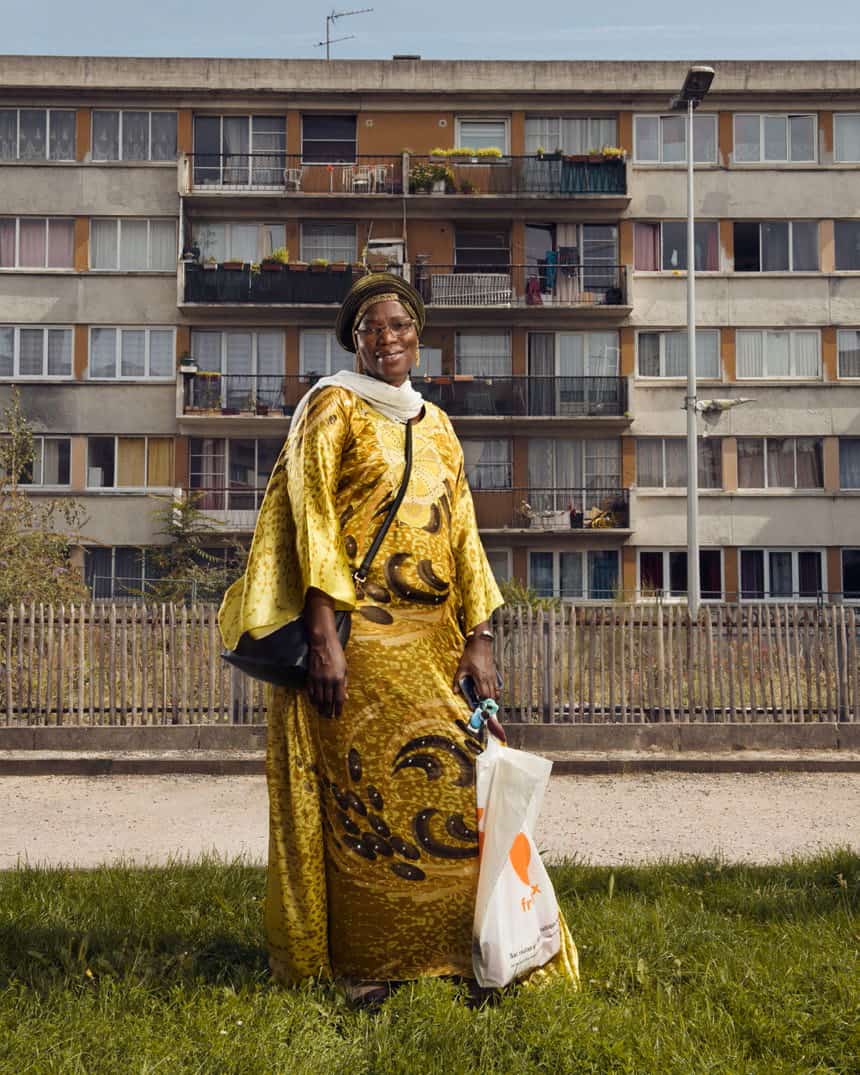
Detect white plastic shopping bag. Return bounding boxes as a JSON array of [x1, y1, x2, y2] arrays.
[[472, 734, 561, 988]]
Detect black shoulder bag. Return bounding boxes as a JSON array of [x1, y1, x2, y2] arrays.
[[221, 421, 413, 687]]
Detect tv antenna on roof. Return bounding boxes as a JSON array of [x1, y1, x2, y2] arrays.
[[315, 8, 374, 60]]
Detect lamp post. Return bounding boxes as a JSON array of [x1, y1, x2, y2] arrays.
[[670, 65, 715, 618]]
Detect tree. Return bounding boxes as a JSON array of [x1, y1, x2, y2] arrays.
[[0, 390, 89, 607]]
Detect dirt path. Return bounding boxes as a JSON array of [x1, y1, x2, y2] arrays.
[[2, 772, 858, 870]]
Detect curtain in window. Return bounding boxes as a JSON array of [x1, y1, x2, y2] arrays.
[[792, 222, 818, 271], [47, 330, 71, 376], [47, 110, 74, 160], [300, 331, 329, 375], [47, 220, 74, 268], [529, 552, 554, 598], [764, 116, 788, 161], [838, 330, 860, 377], [193, 222, 226, 264], [301, 222, 356, 263], [789, 115, 815, 161], [736, 331, 764, 377], [190, 438, 226, 509], [761, 222, 789, 271], [19, 329, 44, 376], [256, 440, 281, 505], [527, 438, 556, 491], [459, 121, 506, 150], [586, 332, 619, 376], [149, 331, 173, 377], [456, 333, 511, 376], [251, 116, 286, 185], [19, 110, 46, 160], [117, 438, 146, 487], [43, 439, 70, 485], [0, 219, 14, 266], [223, 117, 250, 185], [229, 224, 259, 264], [225, 333, 253, 408], [559, 118, 588, 154], [795, 438, 823, 488], [737, 438, 765, 487], [0, 111, 16, 159], [527, 332, 553, 415], [585, 438, 620, 493], [634, 116, 659, 162], [92, 111, 120, 160], [663, 440, 687, 487], [835, 115, 860, 162], [121, 330, 146, 377], [559, 553, 584, 599], [147, 439, 173, 487], [149, 220, 176, 270], [90, 328, 117, 377], [637, 332, 660, 376], [636, 439, 663, 486], [462, 439, 510, 489], [693, 114, 716, 162], [840, 440, 860, 488], [228, 439, 256, 509], [588, 551, 618, 599], [260, 224, 285, 260], [90, 220, 117, 269], [793, 332, 820, 377], [257, 331, 284, 406], [734, 115, 760, 162], [524, 118, 558, 155], [664, 332, 687, 377], [0, 327, 12, 377], [632, 222, 657, 270], [766, 438, 795, 487], [699, 438, 722, 489], [191, 330, 222, 372], [740, 550, 765, 598], [765, 332, 791, 376], [590, 118, 617, 151], [121, 112, 149, 161], [699, 222, 719, 270], [151, 113, 178, 161], [661, 116, 685, 163], [769, 551, 793, 597], [119, 220, 148, 270], [19, 219, 46, 267]]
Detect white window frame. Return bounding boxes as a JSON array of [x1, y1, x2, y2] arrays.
[[634, 221, 721, 272], [191, 221, 286, 264], [461, 438, 513, 490], [736, 436, 825, 490], [837, 329, 860, 378], [0, 217, 75, 270], [735, 329, 822, 380], [298, 329, 352, 376], [483, 548, 512, 585], [90, 110, 178, 162], [834, 113, 860, 163], [299, 221, 357, 263], [527, 548, 620, 601], [87, 327, 176, 380], [732, 113, 817, 164], [454, 117, 510, 155], [636, 329, 721, 379], [89, 218, 176, 271], [739, 548, 826, 602], [188, 436, 281, 511], [0, 325, 73, 379], [524, 116, 618, 156], [637, 548, 724, 601], [14, 435, 72, 488], [732, 220, 819, 272], [455, 332, 512, 377], [636, 437, 723, 490], [85, 435, 174, 491], [0, 108, 76, 161], [633, 113, 718, 164]]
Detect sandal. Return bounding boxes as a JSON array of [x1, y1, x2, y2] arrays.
[[342, 979, 393, 1010]]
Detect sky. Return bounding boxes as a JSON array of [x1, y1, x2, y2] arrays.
[[2, 0, 859, 60]]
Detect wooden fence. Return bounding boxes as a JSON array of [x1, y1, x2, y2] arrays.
[[1, 602, 859, 726]]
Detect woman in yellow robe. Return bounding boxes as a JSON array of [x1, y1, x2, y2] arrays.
[[219, 274, 578, 995]]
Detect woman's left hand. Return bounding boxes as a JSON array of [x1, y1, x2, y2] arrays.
[[452, 635, 499, 703]]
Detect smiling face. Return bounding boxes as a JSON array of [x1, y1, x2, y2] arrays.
[[354, 299, 419, 387]]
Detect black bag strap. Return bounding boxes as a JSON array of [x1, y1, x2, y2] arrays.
[[353, 421, 413, 588]]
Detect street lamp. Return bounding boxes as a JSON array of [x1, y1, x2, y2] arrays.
[[670, 65, 715, 618]]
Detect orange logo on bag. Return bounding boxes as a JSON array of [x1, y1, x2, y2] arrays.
[[509, 832, 541, 911]]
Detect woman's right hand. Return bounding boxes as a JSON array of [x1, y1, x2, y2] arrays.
[[304, 587, 348, 717]]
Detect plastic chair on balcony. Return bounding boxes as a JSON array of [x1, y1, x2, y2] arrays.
[[349, 167, 373, 193], [284, 167, 304, 191]]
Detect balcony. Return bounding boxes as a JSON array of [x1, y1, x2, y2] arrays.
[[473, 487, 630, 532], [408, 154, 627, 198], [180, 373, 628, 421], [182, 262, 354, 306], [186, 487, 265, 532], [180, 153, 404, 196], [414, 264, 628, 310]]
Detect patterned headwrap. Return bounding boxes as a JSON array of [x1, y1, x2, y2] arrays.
[[334, 272, 426, 353]]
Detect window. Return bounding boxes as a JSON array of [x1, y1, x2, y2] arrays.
[[189, 437, 281, 511], [301, 114, 356, 163], [84, 546, 174, 600], [834, 221, 860, 270], [843, 549, 860, 600], [634, 221, 719, 271], [455, 333, 511, 376], [638, 549, 723, 600], [840, 439, 860, 489], [637, 330, 720, 379], [838, 330, 860, 378], [733, 221, 818, 272], [299, 330, 353, 376], [529, 550, 619, 600], [733, 114, 816, 163], [484, 549, 511, 585], [91, 111, 177, 161], [636, 438, 722, 489], [88, 327, 175, 379], [454, 225, 510, 271], [86, 436, 173, 490], [528, 438, 622, 511], [0, 218, 74, 269], [0, 326, 72, 378], [740, 549, 824, 600], [300, 221, 356, 263], [834, 114, 860, 163], [191, 222, 286, 265], [462, 439, 511, 490], [736, 438, 824, 489], [0, 108, 76, 160], [193, 115, 286, 185], [525, 116, 617, 155], [7, 436, 71, 487], [633, 113, 717, 163], [455, 118, 508, 153], [191, 330, 284, 409], [736, 330, 821, 379], [90, 218, 176, 270]]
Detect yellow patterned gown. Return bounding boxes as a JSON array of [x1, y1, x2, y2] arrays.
[[219, 385, 578, 986]]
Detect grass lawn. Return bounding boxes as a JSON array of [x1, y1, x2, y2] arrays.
[[0, 852, 857, 1074]]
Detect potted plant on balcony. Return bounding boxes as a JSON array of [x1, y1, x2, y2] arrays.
[[203, 256, 217, 271], [261, 246, 289, 271], [309, 257, 330, 272], [459, 178, 475, 194], [475, 147, 503, 160], [221, 258, 245, 271]]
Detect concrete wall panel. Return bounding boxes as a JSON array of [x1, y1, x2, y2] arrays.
[[1, 165, 179, 216], [0, 384, 178, 436], [75, 494, 172, 546], [0, 275, 178, 324]]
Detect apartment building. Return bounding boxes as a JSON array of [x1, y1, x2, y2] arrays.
[[1, 57, 858, 602]]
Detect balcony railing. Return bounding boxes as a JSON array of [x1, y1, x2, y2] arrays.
[[414, 375, 627, 417], [408, 154, 627, 196], [182, 374, 628, 419], [413, 264, 627, 308], [184, 153, 404, 194], [472, 487, 630, 531], [183, 262, 354, 305]]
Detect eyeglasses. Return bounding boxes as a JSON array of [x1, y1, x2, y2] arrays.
[[355, 318, 416, 340]]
